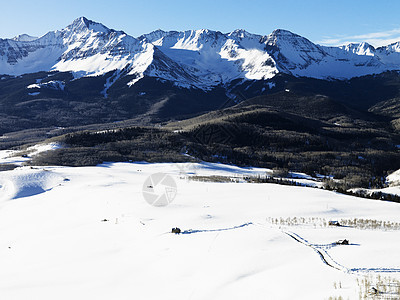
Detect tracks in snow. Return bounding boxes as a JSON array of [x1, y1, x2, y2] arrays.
[[176, 222, 400, 275], [283, 230, 347, 272], [181, 222, 253, 234], [283, 230, 400, 275]]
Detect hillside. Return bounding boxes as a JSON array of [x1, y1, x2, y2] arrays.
[[15, 82, 396, 191]]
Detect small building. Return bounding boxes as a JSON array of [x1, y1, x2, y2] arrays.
[[329, 220, 341, 226], [336, 239, 349, 245], [171, 227, 181, 234]]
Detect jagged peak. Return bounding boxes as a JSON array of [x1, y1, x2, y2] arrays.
[[138, 29, 175, 42], [378, 41, 400, 52], [264, 29, 304, 43], [73, 16, 90, 26], [340, 42, 376, 56], [177, 29, 219, 37], [66, 17, 112, 34], [270, 29, 299, 37], [344, 42, 373, 48], [69, 16, 91, 30], [189, 29, 226, 40], [387, 41, 400, 47], [263, 28, 318, 49], [139, 28, 224, 45], [230, 29, 248, 34], [228, 29, 251, 38], [197, 29, 214, 34], [342, 42, 374, 49], [11, 34, 38, 42], [151, 29, 168, 34]]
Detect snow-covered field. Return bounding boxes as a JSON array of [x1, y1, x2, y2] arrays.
[[1, 151, 400, 299]]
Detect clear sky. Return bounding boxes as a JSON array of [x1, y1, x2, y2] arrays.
[[2, 0, 400, 47]]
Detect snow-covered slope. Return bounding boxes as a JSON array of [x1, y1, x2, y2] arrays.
[[11, 34, 38, 42], [140, 27, 395, 82], [259, 29, 389, 78], [140, 28, 279, 85], [2, 17, 400, 90], [1, 161, 400, 299], [376, 42, 400, 67], [0, 17, 154, 80], [339, 42, 375, 56]]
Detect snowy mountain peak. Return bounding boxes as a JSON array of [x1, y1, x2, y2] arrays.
[[138, 29, 173, 43], [67, 17, 112, 34], [265, 29, 322, 51], [269, 29, 300, 38], [229, 29, 247, 35], [265, 29, 315, 46], [227, 29, 260, 40], [180, 29, 224, 41], [11, 34, 38, 42], [73, 16, 91, 27], [382, 41, 400, 53], [340, 42, 375, 56]]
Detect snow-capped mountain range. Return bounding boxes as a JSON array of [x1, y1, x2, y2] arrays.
[[2, 17, 400, 90]]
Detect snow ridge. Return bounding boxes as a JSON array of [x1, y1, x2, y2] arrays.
[[11, 34, 38, 42], [2, 17, 400, 90]]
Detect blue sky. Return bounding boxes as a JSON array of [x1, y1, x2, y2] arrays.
[[2, 0, 400, 47]]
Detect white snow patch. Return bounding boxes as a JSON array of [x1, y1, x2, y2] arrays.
[[0, 143, 62, 166], [387, 169, 400, 186], [27, 81, 65, 91], [127, 74, 144, 86], [26, 142, 62, 156], [101, 70, 122, 98]]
